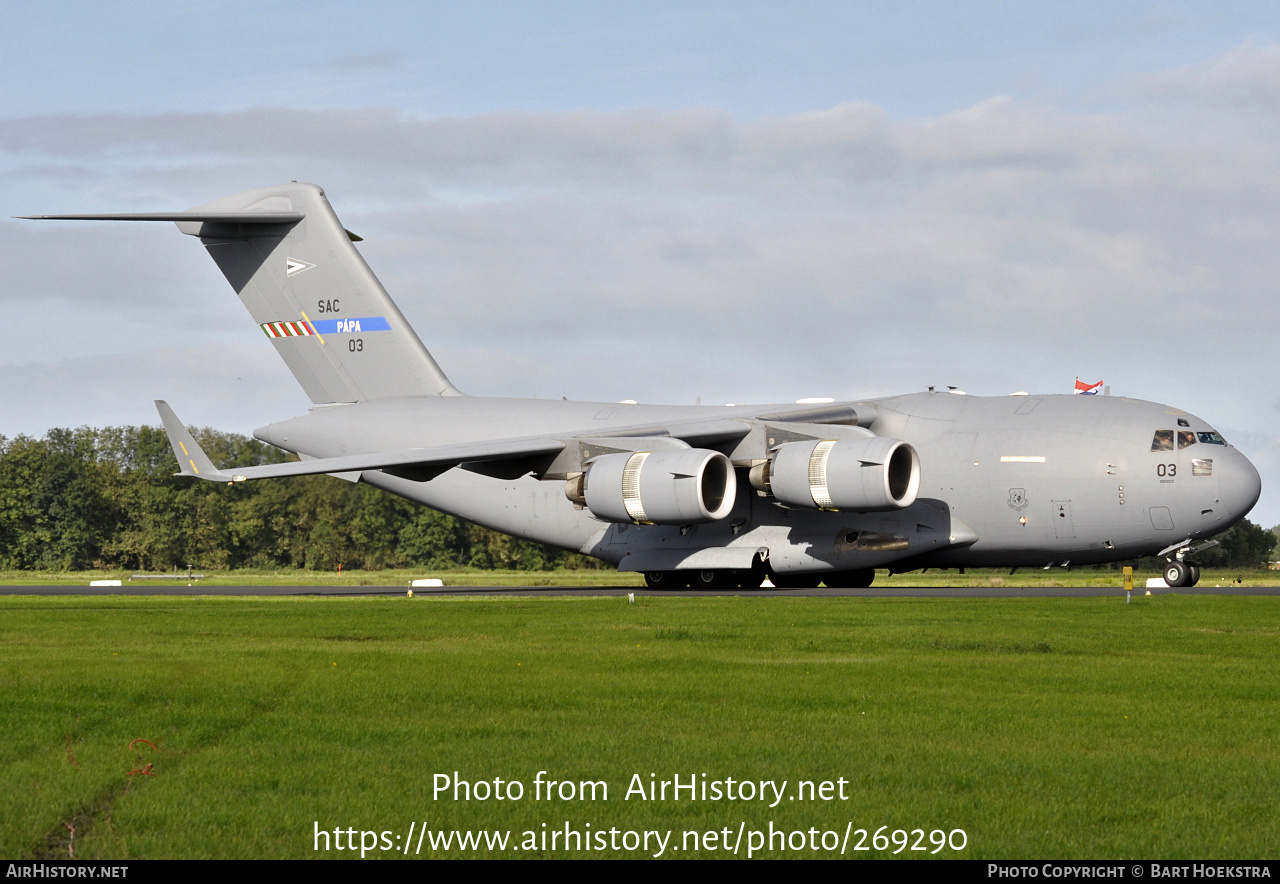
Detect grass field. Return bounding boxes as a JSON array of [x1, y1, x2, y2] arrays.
[[2, 594, 1278, 859], [0, 567, 645, 587]]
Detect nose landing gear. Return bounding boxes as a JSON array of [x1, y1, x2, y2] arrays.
[[1163, 560, 1201, 588], [1160, 538, 1216, 587]]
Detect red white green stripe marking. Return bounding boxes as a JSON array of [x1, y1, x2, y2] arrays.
[[261, 320, 317, 338]]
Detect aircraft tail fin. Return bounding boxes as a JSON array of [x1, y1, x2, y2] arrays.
[[27, 183, 461, 403]]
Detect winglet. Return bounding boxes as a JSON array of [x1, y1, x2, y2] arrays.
[[154, 401, 232, 482]]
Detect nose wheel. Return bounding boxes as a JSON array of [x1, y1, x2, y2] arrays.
[[1157, 539, 1216, 588], [1162, 560, 1202, 588]]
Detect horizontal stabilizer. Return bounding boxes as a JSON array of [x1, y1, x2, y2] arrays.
[[17, 211, 303, 223], [22, 183, 461, 402]]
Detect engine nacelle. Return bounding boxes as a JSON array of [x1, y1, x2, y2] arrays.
[[753, 437, 920, 511], [571, 448, 737, 525]]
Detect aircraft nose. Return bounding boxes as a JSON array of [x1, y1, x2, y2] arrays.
[[1219, 448, 1262, 522]]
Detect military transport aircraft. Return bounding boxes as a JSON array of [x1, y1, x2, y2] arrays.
[[23, 183, 1262, 588]]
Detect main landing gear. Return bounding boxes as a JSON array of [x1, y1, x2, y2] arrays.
[[641, 570, 688, 589], [642, 569, 760, 589], [642, 568, 876, 590]]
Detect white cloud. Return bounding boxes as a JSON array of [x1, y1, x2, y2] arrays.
[[1136, 40, 1280, 111], [2, 46, 1278, 524]]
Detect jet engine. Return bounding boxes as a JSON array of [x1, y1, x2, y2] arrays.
[[567, 448, 737, 525], [750, 437, 920, 511]]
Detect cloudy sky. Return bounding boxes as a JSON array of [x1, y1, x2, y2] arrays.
[[2, 1, 1278, 527]]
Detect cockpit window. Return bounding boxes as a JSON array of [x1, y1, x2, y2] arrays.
[[1151, 430, 1174, 452], [1197, 431, 1226, 445], [1177, 431, 1197, 449]]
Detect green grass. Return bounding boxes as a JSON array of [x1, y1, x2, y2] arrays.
[[1, 595, 1278, 859], [0, 567, 645, 587]]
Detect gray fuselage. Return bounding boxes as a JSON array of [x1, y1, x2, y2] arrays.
[[254, 390, 1262, 574]]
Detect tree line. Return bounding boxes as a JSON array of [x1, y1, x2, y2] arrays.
[[0, 426, 1274, 572], [0, 426, 605, 572]]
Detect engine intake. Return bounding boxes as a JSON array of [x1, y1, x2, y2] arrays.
[[570, 448, 737, 525], [752, 437, 919, 511]]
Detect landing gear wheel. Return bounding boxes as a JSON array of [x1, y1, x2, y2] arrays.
[[1163, 561, 1190, 588], [644, 571, 686, 589], [691, 569, 728, 590], [823, 568, 875, 589], [1187, 564, 1201, 587]]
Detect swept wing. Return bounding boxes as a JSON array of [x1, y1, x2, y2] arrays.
[[155, 399, 874, 484]]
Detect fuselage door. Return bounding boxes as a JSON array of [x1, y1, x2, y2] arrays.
[[1051, 500, 1075, 539]]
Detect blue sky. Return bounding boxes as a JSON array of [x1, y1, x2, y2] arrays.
[[3, 1, 1278, 527], [5, 2, 1279, 119]]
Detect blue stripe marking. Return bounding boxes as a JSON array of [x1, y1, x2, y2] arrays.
[[311, 316, 391, 334]]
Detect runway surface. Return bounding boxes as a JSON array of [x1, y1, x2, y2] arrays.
[[2, 584, 1278, 597]]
